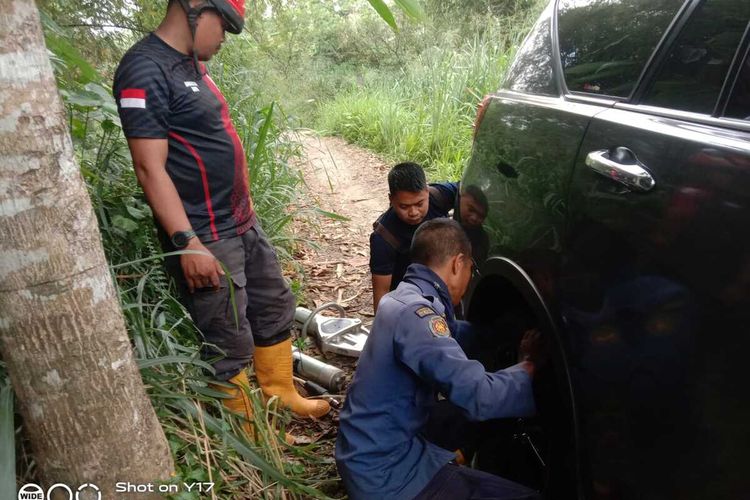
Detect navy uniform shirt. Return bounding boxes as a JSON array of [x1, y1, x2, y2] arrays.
[[336, 264, 536, 500], [113, 34, 256, 242], [370, 182, 458, 290]]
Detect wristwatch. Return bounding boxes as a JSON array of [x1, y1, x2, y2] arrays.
[[171, 229, 197, 249]]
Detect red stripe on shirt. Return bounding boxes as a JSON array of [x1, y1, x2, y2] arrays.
[[202, 74, 254, 227], [121, 88, 146, 99], [168, 131, 220, 241]]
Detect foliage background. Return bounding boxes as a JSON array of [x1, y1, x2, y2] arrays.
[[244, 0, 543, 180], [2, 0, 542, 497]]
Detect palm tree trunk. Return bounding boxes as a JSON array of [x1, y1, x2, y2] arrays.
[[0, 1, 174, 495]]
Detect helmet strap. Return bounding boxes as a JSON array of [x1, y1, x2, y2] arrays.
[[177, 0, 207, 79]]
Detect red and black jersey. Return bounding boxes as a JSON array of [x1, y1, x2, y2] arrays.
[[113, 34, 255, 242]]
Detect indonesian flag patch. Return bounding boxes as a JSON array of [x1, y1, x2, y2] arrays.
[[120, 88, 146, 109]]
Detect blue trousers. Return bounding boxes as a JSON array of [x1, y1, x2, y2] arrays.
[[413, 463, 541, 500]]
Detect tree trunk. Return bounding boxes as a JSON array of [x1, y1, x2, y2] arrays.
[[0, 1, 174, 496]]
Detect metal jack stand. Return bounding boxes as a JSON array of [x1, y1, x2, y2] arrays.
[[291, 349, 346, 394], [295, 302, 370, 358]]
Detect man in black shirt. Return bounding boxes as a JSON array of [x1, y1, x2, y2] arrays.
[[113, 0, 329, 437], [369, 163, 458, 312]]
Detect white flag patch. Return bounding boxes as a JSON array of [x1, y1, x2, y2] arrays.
[[120, 88, 146, 108]]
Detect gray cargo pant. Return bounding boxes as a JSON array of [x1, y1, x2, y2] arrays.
[[164, 225, 296, 380]]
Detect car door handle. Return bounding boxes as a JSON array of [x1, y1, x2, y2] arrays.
[[585, 148, 656, 192]]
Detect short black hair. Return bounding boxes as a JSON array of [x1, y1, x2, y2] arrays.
[[388, 162, 427, 194], [411, 218, 472, 267]]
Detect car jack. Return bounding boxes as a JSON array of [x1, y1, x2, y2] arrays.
[[294, 303, 370, 358]]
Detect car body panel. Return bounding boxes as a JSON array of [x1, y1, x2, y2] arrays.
[[460, 0, 750, 497], [463, 91, 604, 293], [563, 107, 750, 499]]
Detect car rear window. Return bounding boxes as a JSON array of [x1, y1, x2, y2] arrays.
[[642, 0, 750, 115], [558, 0, 684, 98], [504, 2, 558, 96]]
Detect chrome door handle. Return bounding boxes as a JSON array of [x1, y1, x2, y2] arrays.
[[585, 148, 656, 192]]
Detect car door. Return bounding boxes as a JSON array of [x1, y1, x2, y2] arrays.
[[560, 1, 750, 498], [461, 1, 690, 497], [463, 0, 683, 298]]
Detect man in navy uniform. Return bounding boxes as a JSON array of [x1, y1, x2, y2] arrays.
[[338, 218, 542, 499]]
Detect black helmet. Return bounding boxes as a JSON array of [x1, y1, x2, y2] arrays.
[[178, 0, 245, 35], [177, 0, 245, 77], [207, 0, 244, 34]]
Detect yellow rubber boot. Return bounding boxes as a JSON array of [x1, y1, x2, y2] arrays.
[[211, 371, 256, 440], [254, 338, 331, 418], [212, 371, 295, 445]]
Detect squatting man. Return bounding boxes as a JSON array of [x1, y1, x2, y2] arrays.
[[339, 218, 546, 500]]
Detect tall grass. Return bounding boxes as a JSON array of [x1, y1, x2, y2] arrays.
[[111, 260, 334, 499], [316, 2, 544, 181], [211, 37, 308, 258]]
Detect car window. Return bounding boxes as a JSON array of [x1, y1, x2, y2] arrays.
[[504, 3, 557, 96], [558, 0, 684, 98], [725, 47, 750, 120], [642, 0, 750, 115]]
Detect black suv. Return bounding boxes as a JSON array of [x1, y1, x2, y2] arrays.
[[459, 0, 750, 498]]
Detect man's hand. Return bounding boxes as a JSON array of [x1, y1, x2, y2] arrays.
[[518, 329, 549, 377], [181, 238, 225, 293]]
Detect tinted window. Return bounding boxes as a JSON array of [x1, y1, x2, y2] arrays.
[[558, 0, 683, 97], [504, 3, 557, 96], [643, 0, 750, 114], [726, 47, 750, 120]]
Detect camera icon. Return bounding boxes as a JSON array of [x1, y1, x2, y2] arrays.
[[18, 482, 101, 500]]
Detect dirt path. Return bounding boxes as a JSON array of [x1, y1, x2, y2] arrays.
[[290, 133, 390, 329], [282, 133, 390, 495]]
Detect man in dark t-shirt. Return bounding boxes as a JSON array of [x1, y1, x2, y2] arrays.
[[113, 0, 329, 437], [370, 162, 458, 311]]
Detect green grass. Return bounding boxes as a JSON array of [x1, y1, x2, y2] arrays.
[[315, 2, 544, 181]]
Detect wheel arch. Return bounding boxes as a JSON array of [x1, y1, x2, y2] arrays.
[[464, 256, 584, 498]]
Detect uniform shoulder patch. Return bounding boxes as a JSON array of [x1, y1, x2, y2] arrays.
[[428, 316, 451, 338], [415, 306, 437, 318]]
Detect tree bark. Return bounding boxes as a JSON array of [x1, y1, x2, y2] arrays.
[[0, 1, 174, 496]]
